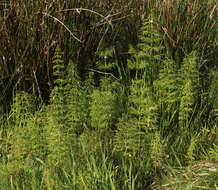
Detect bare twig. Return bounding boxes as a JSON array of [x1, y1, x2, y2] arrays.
[[58, 8, 111, 19], [41, 12, 82, 43], [57, 8, 122, 29], [33, 70, 43, 103], [162, 26, 176, 47], [94, 12, 122, 28], [88, 69, 119, 80]]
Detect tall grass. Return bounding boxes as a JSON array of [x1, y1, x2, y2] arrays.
[[0, 0, 217, 108]]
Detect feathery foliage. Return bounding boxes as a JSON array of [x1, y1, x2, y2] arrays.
[[5, 118, 45, 172], [153, 57, 181, 136], [154, 58, 180, 112], [90, 77, 117, 131], [96, 45, 128, 84], [96, 47, 117, 72], [114, 12, 162, 158], [115, 80, 159, 157], [0, 93, 44, 188], [49, 46, 66, 126], [9, 91, 36, 127], [150, 131, 164, 170], [45, 46, 69, 168], [128, 12, 164, 86], [187, 136, 197, 167], [208, 70, 218, 122], [65, 60, 89, 135], [179, 51, 200, 128]]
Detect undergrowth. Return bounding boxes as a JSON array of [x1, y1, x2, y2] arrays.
[[0, 6, 217, 190]]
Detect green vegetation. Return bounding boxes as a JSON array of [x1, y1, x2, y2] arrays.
[[0, 0, 217, 189]]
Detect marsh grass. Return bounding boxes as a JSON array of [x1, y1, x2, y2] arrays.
[[0, 0, 217, 108]]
